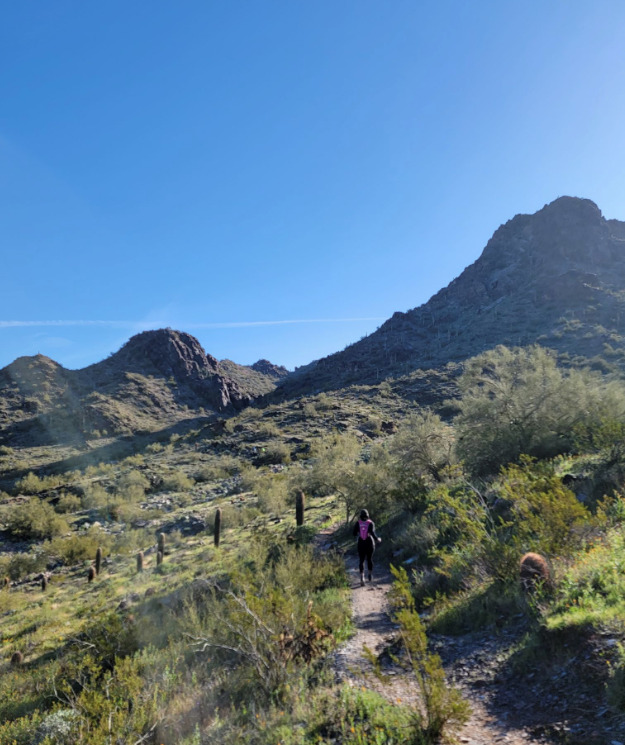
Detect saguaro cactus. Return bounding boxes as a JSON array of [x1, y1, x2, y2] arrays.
[[296, 490, 305, 527], [136, 551, 144, 573], [2, 576, 9, 590], [88, 566, 96, 583], [156, 550, 163, 567], [95, 546, 102, 575], [41, 575, 48, 592], [214, 508, 222, 547], [157, 532, 166, 555]]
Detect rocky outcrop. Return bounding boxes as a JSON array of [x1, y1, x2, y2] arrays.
[[250, 359, 289, 379], [0, 330, 274, 444]]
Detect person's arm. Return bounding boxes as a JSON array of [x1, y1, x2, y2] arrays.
[[368, 521, 382, 543]]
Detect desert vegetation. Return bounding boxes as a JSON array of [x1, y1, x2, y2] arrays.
[[0, 344, 624, 743]]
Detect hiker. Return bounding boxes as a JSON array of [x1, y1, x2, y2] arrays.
[[353, 508, 382, 586]]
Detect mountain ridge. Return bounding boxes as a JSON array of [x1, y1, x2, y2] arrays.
[[0, 330, 286, 444], [275, 196, 625, 397]]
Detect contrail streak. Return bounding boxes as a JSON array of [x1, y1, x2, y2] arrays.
[[0, 318, 384, 329]]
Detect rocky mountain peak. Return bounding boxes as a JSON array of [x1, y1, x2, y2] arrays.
[[96, 328, 220, 381], [250, 359, 290, 379], [276, 196, 625, 397]]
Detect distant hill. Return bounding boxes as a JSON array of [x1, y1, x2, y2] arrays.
[[0, 329, 287, 445], [277, 197, 625, 397]]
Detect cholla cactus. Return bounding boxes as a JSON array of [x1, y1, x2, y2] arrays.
[[95, 546, 102, 575], [520, 552, 550, 591], [136, 551, 144, 573], [88, 566, 96, 583], [296, 491, 305, 527], [214, 508, 222, 547]]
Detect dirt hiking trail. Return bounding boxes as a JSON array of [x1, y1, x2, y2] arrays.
[[319, 526, 624, 745]]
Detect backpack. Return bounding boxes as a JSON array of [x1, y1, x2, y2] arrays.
[[358, 519, 371, 541]]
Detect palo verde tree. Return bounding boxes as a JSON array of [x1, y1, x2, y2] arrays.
[[455, 345, 625, 475]]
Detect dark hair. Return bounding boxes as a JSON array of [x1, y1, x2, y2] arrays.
[[359, 509, 369, 520]]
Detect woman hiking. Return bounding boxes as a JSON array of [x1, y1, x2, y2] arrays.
[[353, 508, 382, 586]]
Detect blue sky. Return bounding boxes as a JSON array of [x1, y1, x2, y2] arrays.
[[2, 1, 625, 371]]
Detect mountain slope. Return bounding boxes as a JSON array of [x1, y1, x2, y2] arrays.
[[277, 197, 625, 397], [0, 330, 285, 445]]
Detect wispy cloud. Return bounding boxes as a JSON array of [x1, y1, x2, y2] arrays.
[[0, 318, 384, 330]]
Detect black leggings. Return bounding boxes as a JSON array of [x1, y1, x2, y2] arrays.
[[357, 538, 375, 573]]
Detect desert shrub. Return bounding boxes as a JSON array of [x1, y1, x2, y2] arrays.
[[313, 392, 333, 411], [302, 685, 413, 744], [298, 434, 364, 520], [14, 472, 56, 495], [549, 529, 625, 628], [4, 499, 69, 540], [185, 540, 348, 704], [194, 454, 240, 482], [254, 442, 291, 466], [81, 484, 111, 510], [456, 345, 625, 475], [0, 551, 46, 580], [45, 528, 112, 566], [387, 566, 470, 741], [495, 458, 589, 557], [55, 492, 82, 514], [161, 470, 194, 492], [388, 411, 457, 511], [255, 421, 280, 439], [301, 402, 318, 418], [116, 469, 150, 501]]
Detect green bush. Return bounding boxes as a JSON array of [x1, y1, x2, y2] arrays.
[[161, 470, 194, 492], [389, 411, 457, 511], [55, 492, 82, 514], [387, 565, 470, 742], [495, 458, 589, 557], [45, 528, 112, 566], [4, 499, 69, 540], [456, 345, 625, 475], [254, 442, 291, 466]]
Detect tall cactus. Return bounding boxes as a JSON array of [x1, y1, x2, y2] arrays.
[[214, 508, 222, 547], [136, 551, 144, 573], [296, 490, 305, 527], [156, 550, 163, 567], [95, 546, 102, 576], [157, 532, 165, 555], [41, 575, 48, 592], [3, 576, 10, 590]]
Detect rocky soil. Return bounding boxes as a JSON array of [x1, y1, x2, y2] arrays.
[[327, 530, 625, 745]]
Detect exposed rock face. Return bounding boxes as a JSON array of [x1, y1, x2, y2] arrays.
[[218, 358, 290, 398], [277, 197, 625, 396], [0, 329, 274, 444], [82, 329, 251, 411], [250, 359, 289, 379]]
